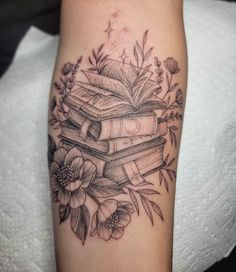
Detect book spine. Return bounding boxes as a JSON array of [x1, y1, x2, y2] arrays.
[[98, 114, 158, 140], [107, 122, 167, 154]]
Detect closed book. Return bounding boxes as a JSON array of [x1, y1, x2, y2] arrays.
[[62, 136, 166, 185], [66, 107, 167, 140], [61, 120, 166, 155]]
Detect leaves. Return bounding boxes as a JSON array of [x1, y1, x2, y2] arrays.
[[88, 44, 109, 74], [141, 196, 153, 225], [143, 30, 148, 48], [59, 204, 71, 223], [159, 170, 169, 192], [150, 201, 164, 221], [144, 47, 153, 61], [71, 205, 90, 245], [86, 178, 125, 198], [169, 83, 179, 92], [128, 188, 139, 215], [137, 189, 160, 195]]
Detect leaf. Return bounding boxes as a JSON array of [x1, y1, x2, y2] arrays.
[[144, 47, 153, 61], [96, 52, 104, 63], [143, 30, 148, 48], [128, 189, 139, 215], [164, 179, 169, 192], [166, 169, 173, 181], [151, 201, 164, 221], [169, 83, 179, 92], [71, 205, 90, 245], [141, 196, 153, 225], [88, 56, 94, 66], [133, 46, 139, 65], [136, 42, 143, 57], [100, 54, 109, 64], [86, 177, 125, 198], [141, 64, 152, 76], [137, 189, 160, 195], [90, 213, 98, 236], [92, 49, 97, 62], [159, 170, 164, 186], [164, 154, 169, 164], [59, 204, 71, 223], [97, 43, 105, 54], [166, 73, 170, 88], [167, 158, 175, 167], [130, 61, 138, 75]]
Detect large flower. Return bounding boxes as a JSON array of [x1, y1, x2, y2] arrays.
[[164, 57, 180, 74], [50, 147, 96, 208], [91, 199, 134, 241]]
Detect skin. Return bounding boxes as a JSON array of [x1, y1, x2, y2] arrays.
[[49, 0, 187, 271]]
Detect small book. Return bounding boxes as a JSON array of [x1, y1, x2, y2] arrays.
[[65, 107, 167, 140], [62, 136, 166, 185], [60, 120, 167, 155]]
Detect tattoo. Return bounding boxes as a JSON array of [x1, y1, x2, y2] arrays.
[[49, 23, 183, 244]]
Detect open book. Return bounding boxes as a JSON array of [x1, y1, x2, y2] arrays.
[[64, 59, 165, 121]]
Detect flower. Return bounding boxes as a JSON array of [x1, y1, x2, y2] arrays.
[[164, 57, 180, 74], [90, 199, 134, 240], [61, 63, 73, 75], [50, 147, 96, 208], [175, 88, 183, 108]]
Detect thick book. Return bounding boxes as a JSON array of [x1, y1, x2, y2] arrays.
[[62, 136, 166, 185], [60, 120, 167, 154], [64, 59, 165, 121], [66, 107, 167, 140]]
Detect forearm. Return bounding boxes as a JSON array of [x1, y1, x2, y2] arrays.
[[48, 1, 187, 271]]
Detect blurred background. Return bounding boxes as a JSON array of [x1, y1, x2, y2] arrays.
[[0, 0, 235, 271]]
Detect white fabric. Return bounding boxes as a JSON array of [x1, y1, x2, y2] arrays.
[[0, 0, 236, 271]]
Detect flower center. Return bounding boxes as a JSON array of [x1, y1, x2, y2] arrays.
[[105, 212, 120, 229], [56, 165, 75, 187]]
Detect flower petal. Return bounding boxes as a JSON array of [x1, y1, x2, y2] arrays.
[[97, 199, 118, 222], [65, 147, 82, 165], [70, 157, 84, 178], [112, 227, 124, 239], [81, 160, 96, 188], [58, 188, 71, 205], [69, 189, 86, 208], [49, 162, 59, 175], [51, 175, 60, 191], [117, 212, 131, 227], [65, 179, 83, 192], [53, 148, 67, 166], [117, 201, 134, 214], [90, 213, 98, 236], [98, 222, 112, 241]]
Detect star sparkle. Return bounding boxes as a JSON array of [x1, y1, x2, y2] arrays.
[[104, 21, 113, 39], [120, 49, 128, 65]]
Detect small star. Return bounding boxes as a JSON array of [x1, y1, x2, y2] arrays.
[[112, 12, 119, 18], [104, 21, 113, 39], [122, 27, 129, 33], [120, 49, 128, 65]]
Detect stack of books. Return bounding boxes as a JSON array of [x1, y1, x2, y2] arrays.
[[61, 59, 167, 185]]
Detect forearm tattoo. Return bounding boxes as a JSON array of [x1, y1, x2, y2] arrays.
[[48, 18, 183, 244]]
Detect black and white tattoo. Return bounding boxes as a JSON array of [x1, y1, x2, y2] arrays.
[[48, 21, 183, 244]]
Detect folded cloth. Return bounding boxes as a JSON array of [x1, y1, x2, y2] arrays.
[[0, 0, 236, 271]]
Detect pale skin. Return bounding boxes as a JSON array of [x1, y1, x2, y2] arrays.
[[48, 0, 187, 271]]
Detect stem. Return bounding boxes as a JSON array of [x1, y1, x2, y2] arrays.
[[87, 193, 101, 206]]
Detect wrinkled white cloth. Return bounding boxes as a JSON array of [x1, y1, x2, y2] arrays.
[[0, 0, 236, 271]]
